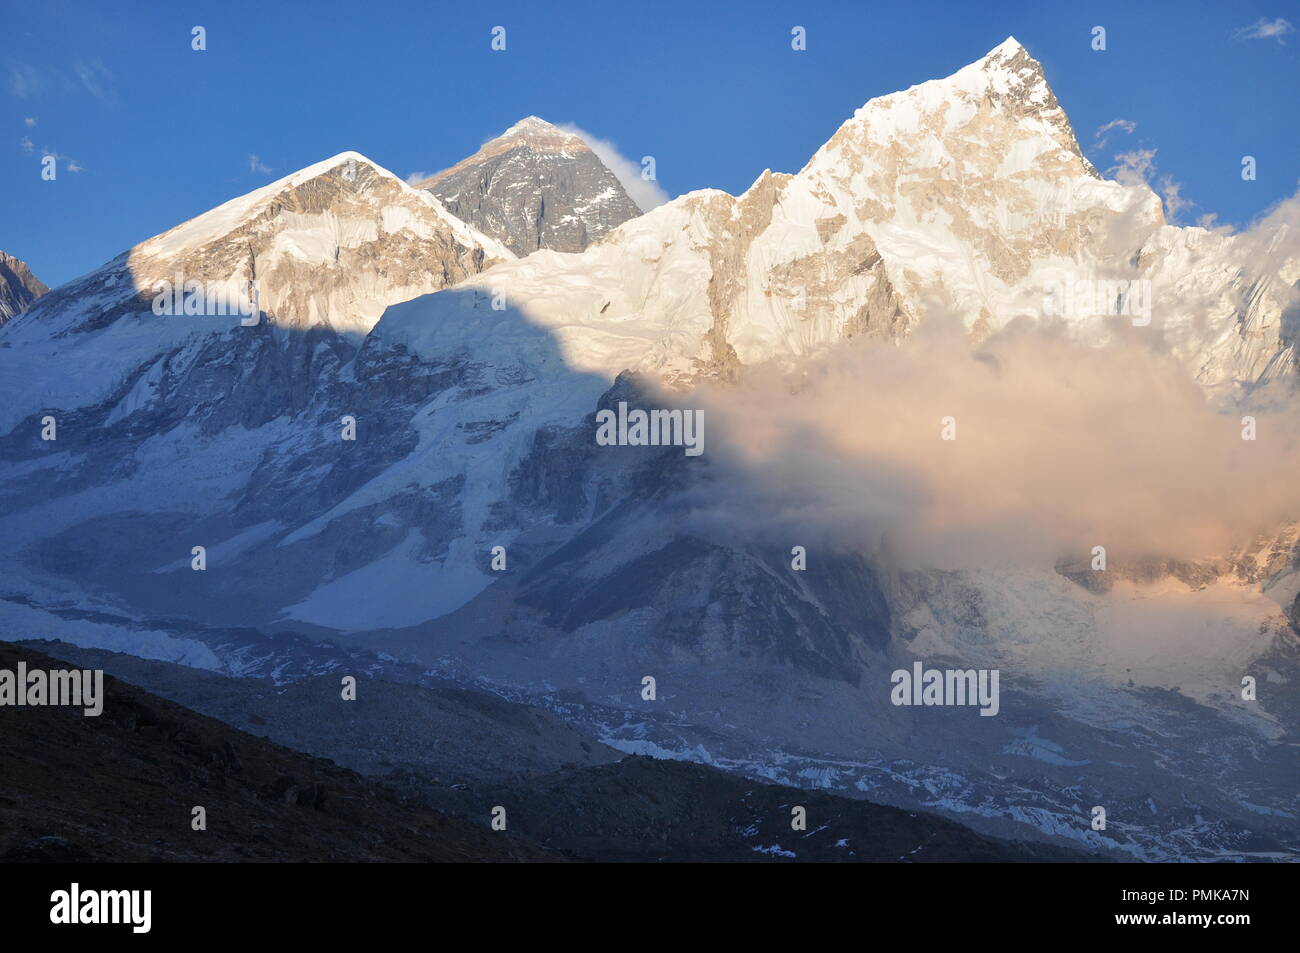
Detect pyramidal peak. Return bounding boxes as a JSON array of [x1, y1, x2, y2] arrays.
[[810, 36, 1093, 186], [972, 35, 1052, 99], [984, 35, 1029, 61], [495, 115, 591, 154], [417, 116, 643, 255], [277, 149, 389, 183], [416, 117, 589, 191], [499, 115, 578, 141], [992, 34, 1025, 51], [853, 35, 1054, 122]]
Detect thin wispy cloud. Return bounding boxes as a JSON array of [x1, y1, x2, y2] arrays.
[[248, 154, 272, 175], [23, 116, 36, 127], [6, 61, 51, 99], [405, 171, 433, 185], [1159, 178, 1193, 220], [556, 122, 670, 211], [73, 58, 116, 103], [9, 58, 118, 104], [1106, 147, 1195, 224], [1092, 118, 1135, 150], [1233, 17, 1294, 43], [40, 147, 85, 173], [1108, 147, 1157, 186], [19, 135, 33, 153]]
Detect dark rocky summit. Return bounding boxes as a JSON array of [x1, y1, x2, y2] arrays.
[[417, 117, 642, 256]]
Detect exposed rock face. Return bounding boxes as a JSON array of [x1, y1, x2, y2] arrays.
[[0, 251, 47, 324], [416, 117, 643, 256]]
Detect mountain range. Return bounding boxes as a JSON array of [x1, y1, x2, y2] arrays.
[[1, 38, 1296, 862]]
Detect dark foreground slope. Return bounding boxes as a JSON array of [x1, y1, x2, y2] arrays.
[[11, 641, 1095, 863], [21, 640, 624, 787], [420, 756, 1096, 863], [0, 642, 549, 862]]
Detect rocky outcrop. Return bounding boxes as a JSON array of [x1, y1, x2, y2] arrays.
[[0, 251, 47, 324]]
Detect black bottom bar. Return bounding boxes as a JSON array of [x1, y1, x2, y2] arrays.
[[3, 861, 1284, 940]]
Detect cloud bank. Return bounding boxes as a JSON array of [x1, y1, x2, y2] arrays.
[[691, 313, 1300, 571]]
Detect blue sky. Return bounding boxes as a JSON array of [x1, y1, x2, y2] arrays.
[[4, 0, 1298, 288]]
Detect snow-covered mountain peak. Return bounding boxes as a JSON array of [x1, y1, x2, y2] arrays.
[[134, 150, 508, 268], [0, 149, 516, 428], [505, 115, 551, 130], [984, 35, 1027, 57], [944, 36, 1050, 108], [497, 115, 587, 149], [417, 118, 589, 188], [818, 36, 1088, 180], [974, 35, 1040, 82]]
